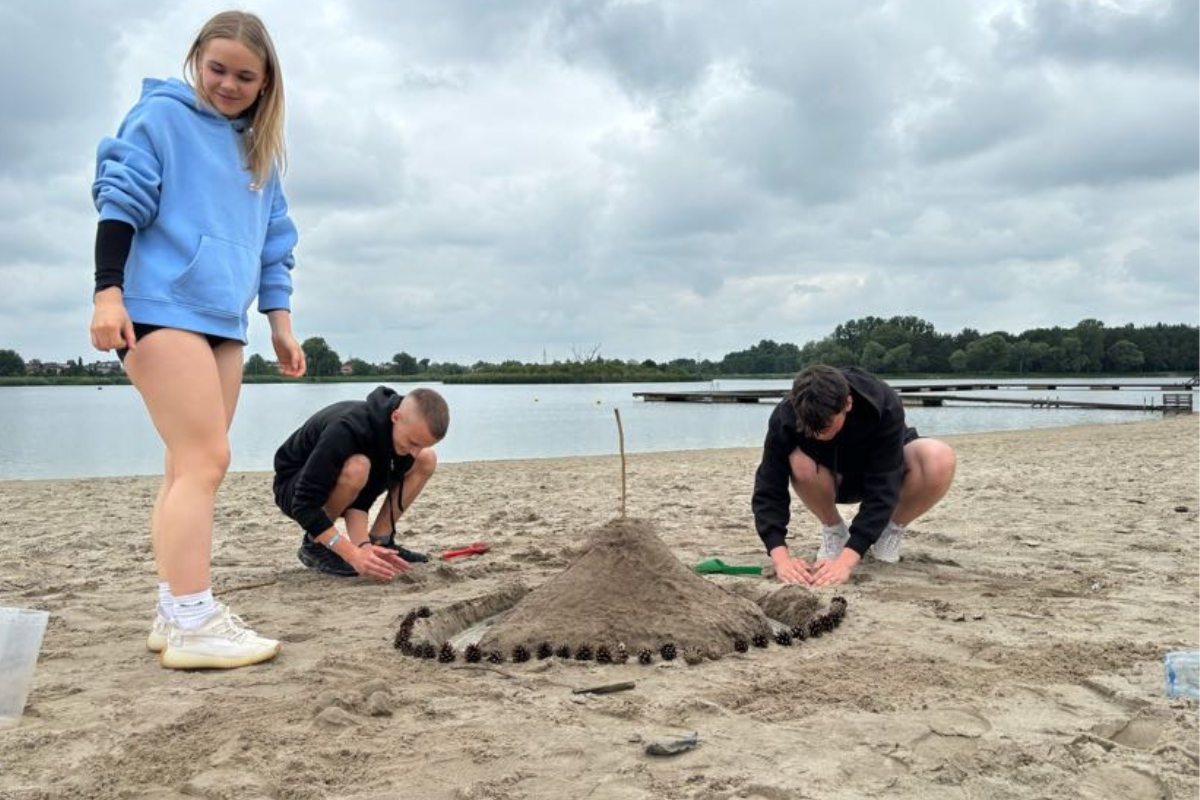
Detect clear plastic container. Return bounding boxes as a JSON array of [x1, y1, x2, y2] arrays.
[[0, 607, 50, 728], [1164, 650, 1200, 699]]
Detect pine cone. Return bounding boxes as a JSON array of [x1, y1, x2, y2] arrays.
[[595, 646, 613, 664], [536, 642, 553, 660], [774, 630, 793, 646], [416, 606, 433, 619], [751, 633, 769, 649], [465, 644, 482, 663], [418, 642, 436, 659], [790, 625, 808, 642], [555, 644, 572, 660], [393, 627, 411, 650], [575, 645, 594, 661], [637, 649, 653, 665], [660, 643, 677, 661], [512, 645, 531, 663], [486, 650, 505, 664], [437, 643, 456, 663], [733, 638, 749, 653]]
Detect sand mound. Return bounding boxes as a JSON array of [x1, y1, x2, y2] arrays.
[[476, 517, 772, 657]]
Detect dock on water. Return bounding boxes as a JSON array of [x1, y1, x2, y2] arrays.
[[632, 380, 1197, 413]]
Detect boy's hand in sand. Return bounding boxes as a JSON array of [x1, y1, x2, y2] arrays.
[[811, 549, 860, 587], [350, 544, 410, 581], [770, 547, 813, 585]]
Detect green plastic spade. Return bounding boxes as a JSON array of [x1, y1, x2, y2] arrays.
[[692, 558, 762, 576]]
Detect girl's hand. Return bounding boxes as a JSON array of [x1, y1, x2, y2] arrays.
[[90, 288, 136, 352], [268, 310, 306, 377]]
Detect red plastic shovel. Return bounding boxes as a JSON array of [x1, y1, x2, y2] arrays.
[[440, 541, 491, 560]]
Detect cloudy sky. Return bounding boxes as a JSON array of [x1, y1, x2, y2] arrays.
[[1, 0, 1196, 365]]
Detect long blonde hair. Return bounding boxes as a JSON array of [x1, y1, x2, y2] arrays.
[[184, 11, 286, 186]]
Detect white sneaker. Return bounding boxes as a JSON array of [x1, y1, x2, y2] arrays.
[[872, 522, 906, 563], [160, 603, 280, 670], [817, 521, 850, 560], [147, 612, 170, 653]]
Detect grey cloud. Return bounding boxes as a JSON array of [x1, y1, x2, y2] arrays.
[[0, 0, 1195, 365], [993, 0, 1198, 71], [0, 1, 161, 180], [549, 0, 713, 103]]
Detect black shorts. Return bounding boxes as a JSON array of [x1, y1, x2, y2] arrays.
[[116, 323, 237, 362], [273, 470, 303, 521], [274, 455, 417, 525], [834, 426, 920, 504]]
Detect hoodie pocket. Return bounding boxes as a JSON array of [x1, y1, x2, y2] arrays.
[[170, 235, 260, 318]]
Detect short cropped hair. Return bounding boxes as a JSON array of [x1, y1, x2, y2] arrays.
[[790, 365, 849, 436], [407, 388, 450, 440]]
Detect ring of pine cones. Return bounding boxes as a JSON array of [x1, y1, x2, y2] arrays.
[[395, 596, 848, 666]]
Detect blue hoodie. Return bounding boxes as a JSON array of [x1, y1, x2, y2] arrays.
[[93, 78, 297, 343]]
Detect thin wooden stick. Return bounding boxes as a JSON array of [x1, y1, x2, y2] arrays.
[[614, 408, 627, 518]]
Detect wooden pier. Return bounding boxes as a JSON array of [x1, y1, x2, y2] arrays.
[[900, 394, 1179, 411], [633, 380, 1197, 413]]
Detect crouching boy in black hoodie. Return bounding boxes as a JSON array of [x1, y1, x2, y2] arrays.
[[274, 386, 449, 580], [752, 365, 955, 588]]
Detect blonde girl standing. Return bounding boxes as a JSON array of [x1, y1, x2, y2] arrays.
[[90, 11, 305, 669]]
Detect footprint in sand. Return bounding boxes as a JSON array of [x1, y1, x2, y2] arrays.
[[1091, 714, 1168, 751], [1077, 764, 1166, 800]]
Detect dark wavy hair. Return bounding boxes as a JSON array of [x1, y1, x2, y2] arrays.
[[790, 365, 849, 435]]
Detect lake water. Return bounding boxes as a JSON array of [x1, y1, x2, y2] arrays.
[[0, 379, 1189, 480]]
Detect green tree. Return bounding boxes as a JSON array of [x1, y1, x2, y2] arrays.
[[0, 349, 24, 376], [948, 349, 969, 372], [860, 341, 887, 372], [1073, 319, 1106, 372], [346, 357, 373, 376], [302, 337, 342, 377], [244, 353, 270, 376], [881, 343, 913, 373], [1060, 336, 1086, 373], [392, 351, 419, 375], [1106, 340, 1145, 372], [964, 335, 1011, 372]]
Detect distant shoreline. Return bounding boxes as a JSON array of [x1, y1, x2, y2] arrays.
[[0, 371, 1193, 388]]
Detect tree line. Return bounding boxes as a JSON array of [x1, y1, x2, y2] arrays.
[[3, 317, 1196, 381], [272, 317, 1199, 381]]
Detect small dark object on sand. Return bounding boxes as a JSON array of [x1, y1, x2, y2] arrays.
[[572, 681, 636, 695], [644, 732, 700, 757]]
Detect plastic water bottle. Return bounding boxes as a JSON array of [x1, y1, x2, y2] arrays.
[[1164, 651, 1200, 699]]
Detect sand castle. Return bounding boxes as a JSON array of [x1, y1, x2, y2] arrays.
[[394, 517, 847, 665]]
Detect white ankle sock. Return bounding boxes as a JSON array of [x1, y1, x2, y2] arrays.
[[172, 589, 216, 631], [822, 520, 848, 534], [157, 582, 174, 620]]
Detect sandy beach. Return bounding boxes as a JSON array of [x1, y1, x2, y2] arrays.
[[1, 416, 1197, 800]]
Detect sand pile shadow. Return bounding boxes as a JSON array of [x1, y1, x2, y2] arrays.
[[395, 517, 848, 664]]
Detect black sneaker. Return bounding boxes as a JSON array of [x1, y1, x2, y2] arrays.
[[369, 532, 430, 563], [297, 538, 358, 577]]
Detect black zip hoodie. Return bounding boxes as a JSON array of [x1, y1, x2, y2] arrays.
[[752, 367, 906, 557], [274, 386, 415, 539]]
